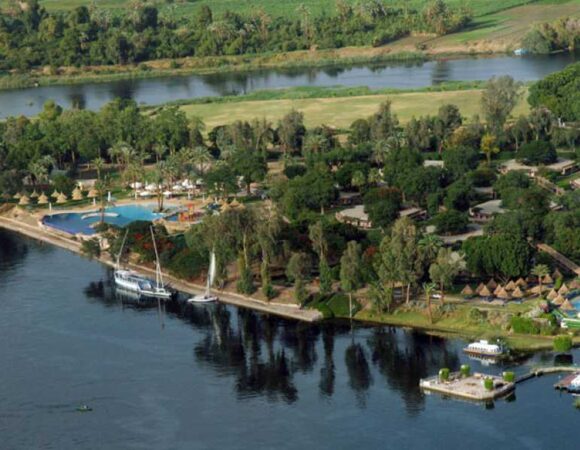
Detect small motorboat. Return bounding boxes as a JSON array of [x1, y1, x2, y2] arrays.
[[77, 405, 92, 412], [189, 294, 218, 303]]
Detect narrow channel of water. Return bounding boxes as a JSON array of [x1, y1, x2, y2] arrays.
[[0, 229, 578, 450], [0, 53, 577, 119]]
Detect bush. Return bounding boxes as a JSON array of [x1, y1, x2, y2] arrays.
[[553, 335, 573, 353], [503, 371, 515, 383], [434, 209, 469, 235], [483, 377, 494, 391], [283, 164, 307, 179], [460, 364, 471, 377], [81, 238, 101, 259], [517, 141, 557, 165], [511, 316, 541, 334], [439, 368, 450, 381]]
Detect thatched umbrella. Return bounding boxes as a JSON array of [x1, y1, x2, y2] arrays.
[[479, 285, 492, 297], [553, 268, 563, 280], [494, 285, 504, 296], [30, 190, 39, 199], [515, 277, 527, 287], [18, 195, 30, 206], [51, 189, 60, 199], [487, 278, 498, 290], [547, 289, 558, 300], [505, 280, 516, 291], [12, 192, 21, 200], [37, 192, 49, 205], [530, 285, 546, 295], [542, 274, 554, 285], [56, 193, 68, 204], [72, 188, 84, 201], [496, 287, 511, 300], [553, 295, 566, 306], [461, 285, 474, 296], [87, 189, 98, 199], [570, 279, 580, 290], [512, 286, 524, 299], [561, 299, 575, 311], [558, 283, 569, 295], [476, 282, 486, 294]]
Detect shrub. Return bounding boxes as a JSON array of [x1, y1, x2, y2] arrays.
[[510, 316, 541, 335], [553, 335, 573, 353], [434, 209, 469, 235], [460, 364, 471, 377], [439, 368, 450, 381], [483, 377, 494, 391], [503, 371, 515, 383], [81, 238, 101, 259], [517, 141, 557, 165], [283, 164, 307, 179]]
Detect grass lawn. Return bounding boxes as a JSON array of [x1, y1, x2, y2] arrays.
[[180, 88, 530, 128], [40, 1, 537, 17]]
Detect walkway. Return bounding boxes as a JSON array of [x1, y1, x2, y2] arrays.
[[537, 243, 580, 276]]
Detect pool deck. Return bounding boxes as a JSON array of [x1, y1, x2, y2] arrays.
[[420, 372, 515, 401], [0, 209, 322, 323]]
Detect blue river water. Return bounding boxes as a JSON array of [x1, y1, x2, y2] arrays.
[[0, 229, 579, 449], [0, 53, 577, 118]]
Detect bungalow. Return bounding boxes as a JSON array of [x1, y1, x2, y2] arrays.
[[335, 205, 427, 229], [499, 158, 577, 177], [469, 199, 505, 222]]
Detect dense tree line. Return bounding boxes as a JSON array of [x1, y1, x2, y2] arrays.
[[0, 0, 471, 71], [522, 17, 580, 55]]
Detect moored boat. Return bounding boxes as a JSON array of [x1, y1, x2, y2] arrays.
[[463, 339, 504, 357]]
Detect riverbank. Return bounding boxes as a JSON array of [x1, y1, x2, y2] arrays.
[[0, 211, 322, 323], [3, 206, 578, 351]]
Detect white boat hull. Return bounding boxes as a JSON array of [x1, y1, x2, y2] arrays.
[[187, 294, 218, 304], [114, 269, 172, 299]]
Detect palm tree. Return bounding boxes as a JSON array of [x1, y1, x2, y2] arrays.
[[423, 282, 436, 324], [191, 146, 213, 178], [92, 157, 106, 223], [531, 264, 550, 296], [351, 170, 366, 194], [418, 234, 443, 267]]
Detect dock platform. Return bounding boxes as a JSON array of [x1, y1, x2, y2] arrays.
[[420, 372, 515, 401], [554, 372, 580, 392]]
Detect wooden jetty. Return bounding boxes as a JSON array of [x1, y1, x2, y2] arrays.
[[554, 372, 580, 392], [420, 372, 515, 401]]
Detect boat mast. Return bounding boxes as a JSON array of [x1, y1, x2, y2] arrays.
[[116, 229, 129, 270], [150, 226, 164, 289]]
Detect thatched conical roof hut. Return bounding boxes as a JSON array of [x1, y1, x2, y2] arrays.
[[570, 279, 580, 290], [56, 193, 68, 204], [72, 188, 84, 201], [542, 274, 554, 285], [487, 278, 498, 289], [547, 289, 558, 300], [553, 268, 563, 280], [18, 195, 30, 206], [553, 295, 566, 306], [87, 189, 98, 199], [512, 286, 524, 298], [561, 299, 575, 311], [505, 280, 516, 291], [530, 284, 546, 295], [494, 285, 504, 296], [461, 285, 474, 296], [51, 189, 60, 199], [496, 287, 511, 300], [476, 282, 486, 294], [12, 192, 21, 200], [558, 283, 569, 295], [37, 192, 49, 205], [479, 285, 492, 297], [30, 190, 39, 198], [515, 277, 527, 287]]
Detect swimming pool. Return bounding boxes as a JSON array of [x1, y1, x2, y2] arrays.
[[42, 204, 178, 235]]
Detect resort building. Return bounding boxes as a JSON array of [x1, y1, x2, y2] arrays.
[[469, 199, 505, 222], [499, 158, 577, 177], [335, 205, 427, 229]]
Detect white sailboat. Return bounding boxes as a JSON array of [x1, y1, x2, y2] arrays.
[[113, 227, 172, 299], [188, 250, 218, 303]]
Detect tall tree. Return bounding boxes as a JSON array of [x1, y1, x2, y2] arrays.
[[428, 248, 464, 304], [340, 241, 364, 319], [481, 76, 522, 135]]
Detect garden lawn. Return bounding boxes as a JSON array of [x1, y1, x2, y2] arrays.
[[180, 88, 530, 128]]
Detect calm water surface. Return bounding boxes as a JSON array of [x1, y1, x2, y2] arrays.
[[0, 229, 578, 450], [0, 53, 577, 118]]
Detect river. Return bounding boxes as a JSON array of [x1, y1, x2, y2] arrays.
[[0, 228, 578, 450], [0, 53, 577, 119]]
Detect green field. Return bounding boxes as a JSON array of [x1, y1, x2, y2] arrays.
[[179, 88, 530, 129], [39, 0, 539, 18]]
